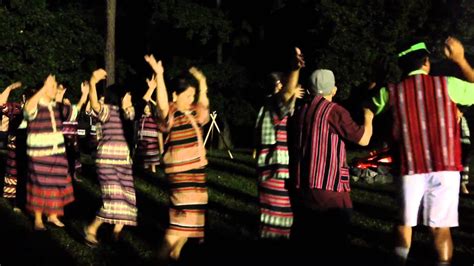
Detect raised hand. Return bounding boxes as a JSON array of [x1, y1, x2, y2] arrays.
[[6, 81, 22, 91], [91, 69, 107, 84], [144, 54, 164, 75], [444, 37, 465, 63], [122, 92, 132, 107], [294, 84, 305, 99], [189, 67, 206, 82], [55, 84, 67, 102], [63, 98, 71, 106], [81, 81, 90, 95], [294, 47, 305, 69], [146, 75, 157, 90]]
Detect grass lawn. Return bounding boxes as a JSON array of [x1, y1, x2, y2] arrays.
[[0, 149, 473, 265]]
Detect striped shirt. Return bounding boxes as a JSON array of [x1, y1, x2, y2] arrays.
[[255, 95, 293, 181], [24, 100, 77, 157], [388, 75, 462, 174], [290, 96, 364, 192], [95, 104, 133, 165], [162, 103, 209, 174]]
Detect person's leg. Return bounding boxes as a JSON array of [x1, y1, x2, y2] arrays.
[[425, 171, 460, 265], [84, 217, 103, 245], [168, 235, 188, 260], [393, 174, 426, 265], [431, 227, 453, 263], [47, 213, 65, 227], [394, 225, 412, 265], [34, 211, 45, 230], [112, 224, 124, 241], [158, 234, 187, 262]]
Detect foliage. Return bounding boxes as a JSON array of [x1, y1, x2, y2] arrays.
[[0, 0, 103, 101], [150, 0, 232, 44], [271, 0, 474, 99]]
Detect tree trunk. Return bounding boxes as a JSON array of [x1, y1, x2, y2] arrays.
[[105, 0, 116, 86], [216, 0, 223, 64], [218, 118, 233, 150]]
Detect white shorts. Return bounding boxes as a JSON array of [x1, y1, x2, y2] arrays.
[[401, 171, 460, 227]]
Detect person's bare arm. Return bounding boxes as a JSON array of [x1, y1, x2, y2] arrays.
[[281, 47, 305, 103], [122, 92, 135, 120], [55, 84, 67, 103], [0, 81, 22, 105], [25, 75, 56, 114], [76, 81, 90, 110], [143, 75, 157, 102], [145, 55, 169, 119], [189, 67, 209, 108], [358, 108, 374, 146], [89, 69, 107, 113], [445, 37, 474, 82]]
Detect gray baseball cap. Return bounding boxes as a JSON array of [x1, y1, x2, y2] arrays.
[[309, 69, 335, 95]]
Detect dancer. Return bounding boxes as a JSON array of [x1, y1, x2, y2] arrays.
[[255, 48, 304, 239], [1, 81, 23, 210], [368, 37, 474, 265], [24, 75, 85, 230], [136, 75, 163, 173], [145, 54, 210, 261], [83, 69, 137, 246]]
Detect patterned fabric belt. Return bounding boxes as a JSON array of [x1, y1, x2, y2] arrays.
[[140, 130, 159, 138], [27, 132, 65, 148], [27, 146, 66, 157]]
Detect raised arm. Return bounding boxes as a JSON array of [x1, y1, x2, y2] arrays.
[[76, 81, 90, 110], [358, 108, 375, 146], [145, 54, 169, 119], [0, 81, 22, 105], [25, 75, 56, 114], [189, 67, 209, 108], [89, 69, 107, 113], [281, 47, 305, 103], [122, 92, 135, 120], [85, 100, 91, 114], [445, 37, 474, 82], [55, 84, 67, 103], [143, 75, 157, 102]]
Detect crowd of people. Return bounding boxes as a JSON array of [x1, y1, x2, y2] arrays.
[[0, 54, 210, 263], [255, 37, 474, 265], [0, 36, 473, 266]]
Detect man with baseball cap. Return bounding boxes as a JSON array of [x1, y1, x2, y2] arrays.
[[367, 37, 474, 265], [289, 68, 374, 261]]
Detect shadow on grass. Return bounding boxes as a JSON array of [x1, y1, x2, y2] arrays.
[[207, 152, 256, 169], [0, 200, 76, 266], [352, 201, 398, 223], [351, 182, 397, 197], [136, 166, 259, 238], [207, 157, 256, 180]]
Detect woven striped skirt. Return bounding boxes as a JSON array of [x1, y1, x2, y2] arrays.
[[26, 154, 74, 215], [259, 178, 293, 239], [96, 164, 137, 226], [137, 135, 161, 167], [167, 168, 207, 238], [3, 137, 17, 198]]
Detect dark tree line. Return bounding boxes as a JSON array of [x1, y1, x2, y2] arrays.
[[1, 0, 473, 147]]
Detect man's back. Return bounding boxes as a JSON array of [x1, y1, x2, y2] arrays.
[[388, 74, 462, 175]]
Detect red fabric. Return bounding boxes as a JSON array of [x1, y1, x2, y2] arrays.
[[291, 96, 363, 192], [389, 75, 462, 175]]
